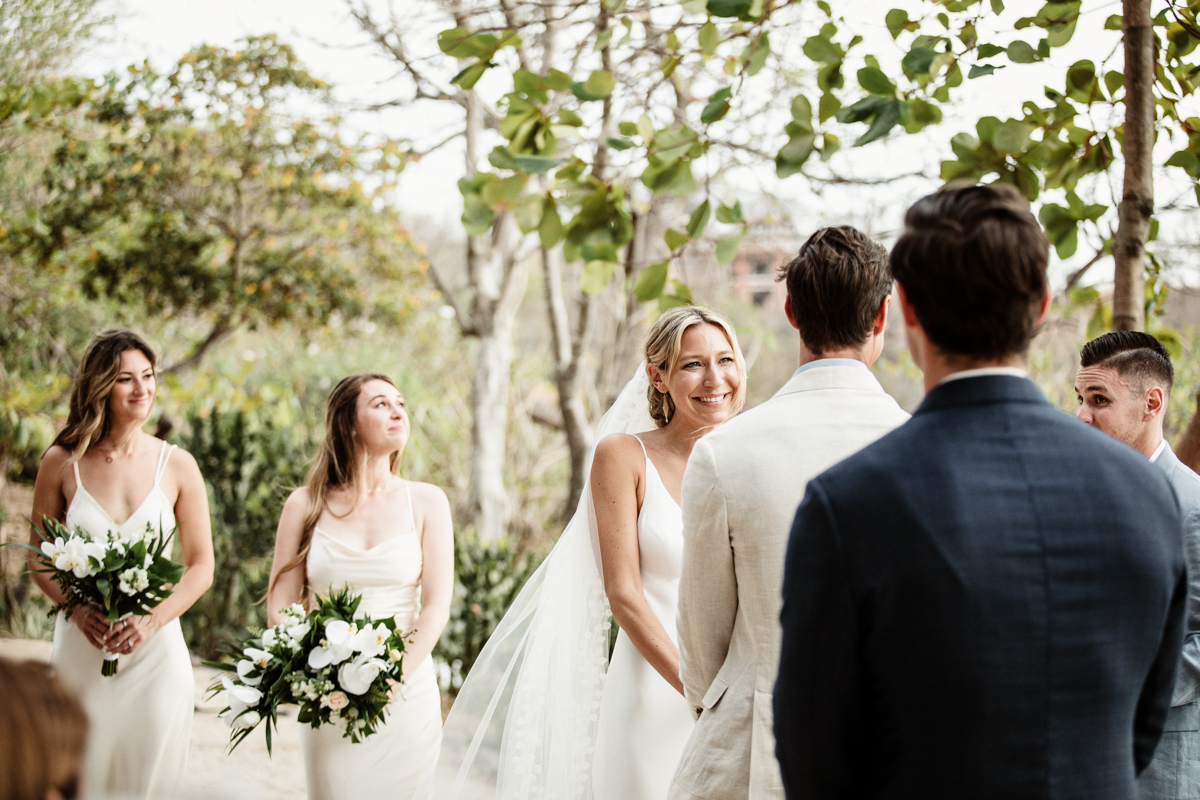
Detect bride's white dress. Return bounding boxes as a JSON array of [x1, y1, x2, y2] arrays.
[[592, 436, 695, 800], [300, 480, 442, 800], [52, 441, 194, 799]]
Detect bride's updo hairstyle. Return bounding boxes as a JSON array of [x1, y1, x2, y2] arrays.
[[269, 372, 404, 602], [645, 305, 747, 427], [52, 329, 158, 464]]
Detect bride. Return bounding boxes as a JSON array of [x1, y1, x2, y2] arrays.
[[438, 305, 746, 799]]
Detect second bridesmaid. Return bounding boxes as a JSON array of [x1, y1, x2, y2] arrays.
[[267, 372, 454, 800]]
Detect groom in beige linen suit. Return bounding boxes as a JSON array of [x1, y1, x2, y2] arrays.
[[669, 227, 910, 800]]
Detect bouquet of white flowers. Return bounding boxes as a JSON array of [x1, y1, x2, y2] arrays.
[[208, 586, 408, 753], [18, 515, 184, 676]]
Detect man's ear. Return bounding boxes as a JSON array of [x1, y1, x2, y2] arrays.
[[873, 294, 891, 335], [784, 294, 799, 331], [1146, 385, 1167, 418], [1035, 289, 1052, 326], [895, 282, 920, 327]]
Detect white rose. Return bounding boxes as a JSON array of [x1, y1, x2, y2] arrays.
[[326, 690, 349, 711], [337, 656, 385, 695]]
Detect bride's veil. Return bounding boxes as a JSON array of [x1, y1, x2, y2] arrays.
[[436, 365, 654, 800]]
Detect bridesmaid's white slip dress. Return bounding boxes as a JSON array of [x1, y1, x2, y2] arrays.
[[52, 440, 194, 799], [592, 436, 696, 800], [300, 480, 442, 800]]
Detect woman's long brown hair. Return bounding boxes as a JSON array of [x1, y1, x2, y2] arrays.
[[268, 373, 404, 603], [0, 658, 88, 800], [52, 329, 158, 464]]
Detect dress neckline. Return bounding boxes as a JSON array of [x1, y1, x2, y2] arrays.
[[312, 480, 420, 553], [70, 440, 174, 529]]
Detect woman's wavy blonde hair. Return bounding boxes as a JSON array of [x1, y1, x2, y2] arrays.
[[645, 305, 747, 427], [268, 373, 404, 603], [52, 329, 158, 464]]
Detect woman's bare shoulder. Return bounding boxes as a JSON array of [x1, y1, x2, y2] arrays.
[[405, 480, 450, 508]]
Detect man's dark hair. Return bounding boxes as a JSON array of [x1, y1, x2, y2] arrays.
[[1080, 330, 1175, 393], [776, 226, 892, 355], [891, 183, 1049, 359]]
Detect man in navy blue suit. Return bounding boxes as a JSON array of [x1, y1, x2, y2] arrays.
[[773, 184, 1187, 800]]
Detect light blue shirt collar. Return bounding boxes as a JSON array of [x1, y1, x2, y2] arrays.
[[792, 358, 869, 378]]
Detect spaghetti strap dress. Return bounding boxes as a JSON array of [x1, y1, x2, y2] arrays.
[[592, 435, 696, 800], [299, 480, 443, 800], [51, 440, 194, 798]]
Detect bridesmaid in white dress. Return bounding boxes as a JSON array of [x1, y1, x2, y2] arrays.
[[590, 306, 746, 800], [267, 372, 454, 800], [28, 329, 215, 799]]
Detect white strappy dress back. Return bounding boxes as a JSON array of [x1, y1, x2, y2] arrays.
[[52, 439, 195, 799], [300, 480, 442, 800]]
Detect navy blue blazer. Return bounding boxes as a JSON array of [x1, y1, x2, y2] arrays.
[[774, 376, 1186, 800]]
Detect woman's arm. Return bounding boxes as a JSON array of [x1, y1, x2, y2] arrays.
[[29, 446, 69, 605], [29, 447, 110, 649], [402, 483, 454, 680], [592, 434, 685, 695], [108, 449, 214, 653], [266, 489, 311, 627]]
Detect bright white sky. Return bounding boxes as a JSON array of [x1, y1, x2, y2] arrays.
[[76, 0, 1200, 287]]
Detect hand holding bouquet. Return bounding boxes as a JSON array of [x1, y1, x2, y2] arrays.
[[209, 586, 408, 753], [19, 516, 184, 676]]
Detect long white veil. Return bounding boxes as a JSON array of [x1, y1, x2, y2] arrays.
[[436, 366, 654, 800]]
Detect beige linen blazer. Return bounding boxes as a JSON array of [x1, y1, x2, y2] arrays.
[[669, 363, 909, 800]]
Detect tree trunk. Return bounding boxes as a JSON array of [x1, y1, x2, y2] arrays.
[[466, 215, 527, 542], [1177, 394, 1200, 472], [541, 246, 593, 515], [1112, 0, 1155, 332]]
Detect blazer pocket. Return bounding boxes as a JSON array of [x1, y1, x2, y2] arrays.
[[1165, 702, 1200, 732], [702, 677, 728, 710]]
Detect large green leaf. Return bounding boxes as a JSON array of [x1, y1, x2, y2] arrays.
[[708, 0, 753, 18], [687, 200, 711, 239], [701, 87, 733, 124], [716, 230, 745, 265], [634, 261, 670, 302], [581, 260, 616, 294]]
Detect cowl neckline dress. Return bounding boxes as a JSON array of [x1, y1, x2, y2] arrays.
[[52, 441, 194, 799], [300, 480, 442, 800]]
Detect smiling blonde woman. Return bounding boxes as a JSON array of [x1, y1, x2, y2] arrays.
[[437, 305, 746, 800]]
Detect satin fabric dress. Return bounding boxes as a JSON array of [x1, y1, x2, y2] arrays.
[[300, 481, 442, 800], [52, 441, 194, 799], [592, 437, 696, 800]]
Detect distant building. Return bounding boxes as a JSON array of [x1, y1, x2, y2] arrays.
[[729, 223, 800, 313]]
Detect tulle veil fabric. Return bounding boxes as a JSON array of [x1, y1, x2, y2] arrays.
[[435, 366, 655, 800]]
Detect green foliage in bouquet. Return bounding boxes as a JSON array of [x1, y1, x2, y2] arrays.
[[207, 585, 408, 754]]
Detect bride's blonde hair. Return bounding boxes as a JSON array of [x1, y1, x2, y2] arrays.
[[268, 372, 404, 603], [645, 306, 747, 427]]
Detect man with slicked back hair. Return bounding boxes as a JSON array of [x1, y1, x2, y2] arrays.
[[1076, 330, 1200, 800], [775, 184, 1186, 800]]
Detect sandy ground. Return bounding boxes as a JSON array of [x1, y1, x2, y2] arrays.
[[0, 638, 307, 800]]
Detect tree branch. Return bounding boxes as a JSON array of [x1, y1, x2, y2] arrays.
[[163, 317, 235, 375], [426, 257, 478, 337]]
